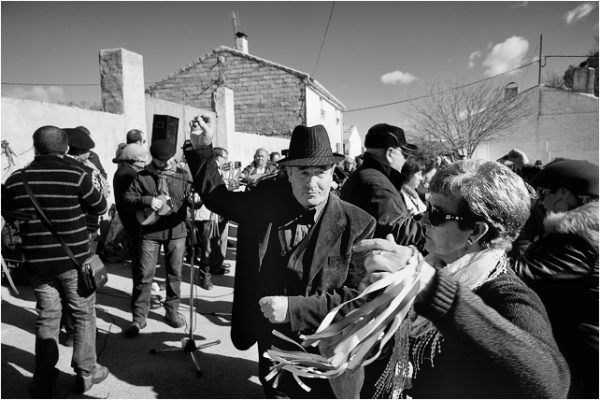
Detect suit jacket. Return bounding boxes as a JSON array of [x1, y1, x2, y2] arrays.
[[185, 145, 376, 350]]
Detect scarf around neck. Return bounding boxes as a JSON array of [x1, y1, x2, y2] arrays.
[[374, 248, 507, 399]]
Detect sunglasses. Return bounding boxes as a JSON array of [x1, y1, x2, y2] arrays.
[[426, 202, 465, 226], [536, 187, 552, 199]]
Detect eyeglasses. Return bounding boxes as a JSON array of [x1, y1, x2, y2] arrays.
[[426, 202, 465, 226]]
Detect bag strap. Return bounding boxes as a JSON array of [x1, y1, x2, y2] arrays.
[[21, 169, 83, 271]]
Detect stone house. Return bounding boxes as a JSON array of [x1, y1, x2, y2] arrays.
[[146, 33, 346, 155]]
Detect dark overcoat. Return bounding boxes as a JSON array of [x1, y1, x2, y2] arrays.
[[185, 145, 376, 351], [340, 152, 425, 248]]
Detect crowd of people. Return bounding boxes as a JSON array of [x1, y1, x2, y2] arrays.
[[1, 116, 597, 399]]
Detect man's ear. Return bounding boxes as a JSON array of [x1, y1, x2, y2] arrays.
[[469, 221, 489, 244], [385, 147, 394, 163]]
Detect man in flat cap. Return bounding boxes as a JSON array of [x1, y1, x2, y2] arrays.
[[123, 140, 192, 337], [184, 115, 375, 398], [512, 159, 599, 398], [341, 123, 425, 248]]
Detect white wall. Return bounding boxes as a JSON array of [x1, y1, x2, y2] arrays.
[[305, 87, 344, 152], [1, 97, 125, 197], [472, 87, 599, 164], [227, 132, 289, 167]]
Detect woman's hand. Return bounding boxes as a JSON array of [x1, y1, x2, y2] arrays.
[[353, 234, 417, 285]]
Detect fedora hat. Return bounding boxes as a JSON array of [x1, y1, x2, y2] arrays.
[[278, 125, 345, 167]]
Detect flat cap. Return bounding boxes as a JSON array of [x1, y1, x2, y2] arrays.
[[150, 140, 176, 161], [63, 127, 95, 150]]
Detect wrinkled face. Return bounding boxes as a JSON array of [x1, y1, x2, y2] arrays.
[[420, 192, 474, 264], [387, 147, 406, 172], [254, 150, 268, 167], [538, 187, 577, 213], [406, 170, 424, 190], [344, 160, 356, 172], [287, 165, 334, 208]]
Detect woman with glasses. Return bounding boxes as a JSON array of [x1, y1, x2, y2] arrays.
[[356, 159, 569, 398]]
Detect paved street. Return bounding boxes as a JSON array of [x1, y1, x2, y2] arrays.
[[1, 254, 265, 398]]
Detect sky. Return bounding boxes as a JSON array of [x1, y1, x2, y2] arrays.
[[2, 1, 598, 137]]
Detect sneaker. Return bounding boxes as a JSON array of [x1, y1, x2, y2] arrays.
[[74, 364, 109, 394], [125, 321, 147, 338], [29, 368, 59, 398], [164, 312, 185, 328], [197, 271, 213, 290]]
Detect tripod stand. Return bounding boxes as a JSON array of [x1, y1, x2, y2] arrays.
[[150, 186, 220, 377]]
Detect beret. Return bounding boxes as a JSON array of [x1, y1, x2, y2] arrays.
[[63, 127, 95, 150], [150, 140, 176, 161], [531, 159, 599, 196]]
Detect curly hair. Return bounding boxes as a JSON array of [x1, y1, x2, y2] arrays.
[[429, 159, 531, 250]]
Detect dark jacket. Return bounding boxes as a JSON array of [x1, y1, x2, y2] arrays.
[[340, 152, 425, 248], [2, 155, 107, 275], [184, 145, 376, 352], [400, 268, 570, 398], [124, 163, 191, 240], [113, 162, 141, 234], [512, 201, 599, 398]]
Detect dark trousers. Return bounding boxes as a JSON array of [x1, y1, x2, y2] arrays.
[[194, 220, 228, 271], [130, 237, 185, 323]]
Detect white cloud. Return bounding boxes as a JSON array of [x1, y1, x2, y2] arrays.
[[564, 2, 597, 25], [468, 51, 482, 68], [4, 85, 65, 102], [380, 71, 418, 85], [482, 36, 529, 77]]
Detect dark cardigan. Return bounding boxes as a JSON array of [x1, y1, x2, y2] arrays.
[[401, 268, 570, 398]]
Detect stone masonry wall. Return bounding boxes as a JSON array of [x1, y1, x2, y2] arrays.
[[147, 51, 305, 137]]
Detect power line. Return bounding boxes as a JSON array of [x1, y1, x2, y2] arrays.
[[1, 82, 100, 87], [345, 60, 538, 113], [311, 1, 335, 78]]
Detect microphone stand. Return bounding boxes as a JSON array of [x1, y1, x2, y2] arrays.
[[149, 179, 220, 377]]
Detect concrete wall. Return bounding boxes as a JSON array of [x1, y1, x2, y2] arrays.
[[305, 87, 344, 152], [147, 49, 305, 137], [1, 48, 146, 207], [343, 125, 363, 157], [227, 132, 290, 168], [1, 97, 125, 194], [472, 86, 599, 164]]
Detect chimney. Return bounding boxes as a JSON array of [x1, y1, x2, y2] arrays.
[[571, 67, 595, 93], [504, 82, 518, 100], [235, 32, 248, 54]]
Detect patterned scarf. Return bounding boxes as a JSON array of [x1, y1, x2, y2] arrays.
[[373, 248, 508, 399]]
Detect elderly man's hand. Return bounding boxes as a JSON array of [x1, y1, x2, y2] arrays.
[[259, 296, 289, 324], [150, 197, 164, 211], [189, 114, 216, 148]]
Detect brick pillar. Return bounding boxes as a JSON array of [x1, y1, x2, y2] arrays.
[[213, 86, 234, 149], [99, 48, 146, 132]]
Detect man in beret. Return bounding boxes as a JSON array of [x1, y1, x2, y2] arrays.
[[340, 123, 425, 248], [512, 159, 599, 398], [123, 140, 192, 337], [184, 115, 375, 398]]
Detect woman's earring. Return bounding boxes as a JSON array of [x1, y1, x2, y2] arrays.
[[466, 239, 473, 245]]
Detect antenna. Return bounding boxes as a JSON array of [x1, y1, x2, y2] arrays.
[[232, 11, 238, 34]]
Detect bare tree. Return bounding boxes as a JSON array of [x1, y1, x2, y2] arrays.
[[410, 79, 534, 158]]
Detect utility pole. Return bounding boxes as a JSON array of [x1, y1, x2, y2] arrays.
[[538, 34, 543, 86]]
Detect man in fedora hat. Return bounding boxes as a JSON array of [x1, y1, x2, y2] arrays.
[[123, 139, 192, 336], [341, 123, 425, 248], [184, 115, 375, 398]]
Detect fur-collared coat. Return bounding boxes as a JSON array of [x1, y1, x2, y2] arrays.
[[512, 201, 599, 398]]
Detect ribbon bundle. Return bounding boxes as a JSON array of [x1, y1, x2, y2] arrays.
[[265, 254, 423, 391]]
